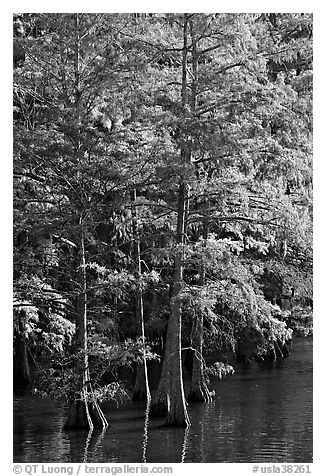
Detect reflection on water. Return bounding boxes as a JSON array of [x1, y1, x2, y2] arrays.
[[13, 337, 312, 463], [141, 402, 151, 463]]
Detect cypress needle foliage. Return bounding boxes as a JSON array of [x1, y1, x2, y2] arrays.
[[13, 13, 312, 427]]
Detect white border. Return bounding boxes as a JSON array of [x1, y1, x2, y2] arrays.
[[3, 3, 324, 473]]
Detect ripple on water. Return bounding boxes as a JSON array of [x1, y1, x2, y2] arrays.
[[13, 337, 312, 463]]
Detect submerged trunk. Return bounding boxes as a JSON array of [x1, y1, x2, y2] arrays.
[[64, 397, 108, 430], [64, 220, 108, 430], [149, 295, 189, 426]]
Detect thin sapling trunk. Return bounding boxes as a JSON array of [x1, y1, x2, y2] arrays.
[[131, 189, 151, 403], [64, 221, 108, 430], [188, 220, 213, 402]]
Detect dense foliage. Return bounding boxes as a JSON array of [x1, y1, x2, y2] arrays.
[[13, 13, 312, 427]]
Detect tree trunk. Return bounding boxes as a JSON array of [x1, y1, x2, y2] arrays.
[[64, 18, 107, 430], [64, 221, 108, 430], [187, 313, 212, 402], [131, 189, 151, 403], [149, 14, 191, 428], [132, 363, 148, 401], [149, 183, 190, 427], [188, 221, 212, 402], [13, 310, 30, 388]]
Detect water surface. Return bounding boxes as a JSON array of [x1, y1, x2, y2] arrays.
[[13, 337, 312, 463]]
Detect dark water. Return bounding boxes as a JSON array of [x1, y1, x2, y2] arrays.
[[13, 337, 312, 463]]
